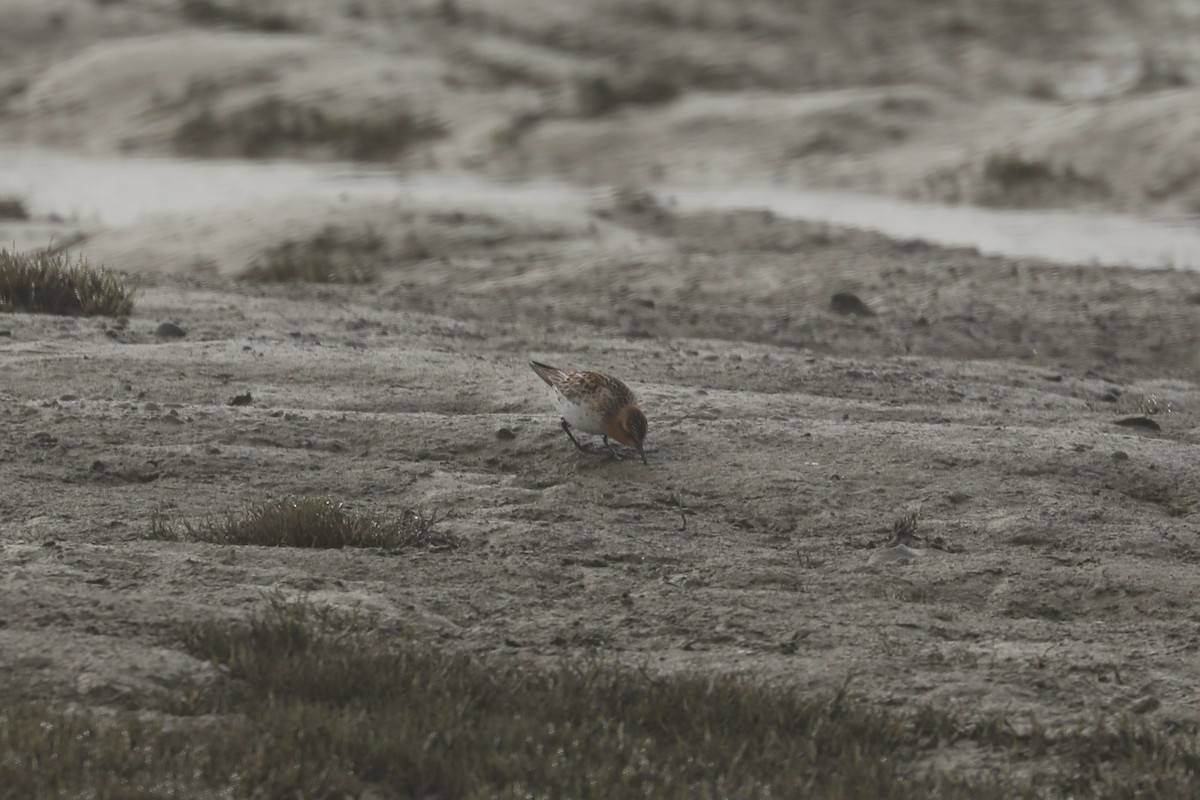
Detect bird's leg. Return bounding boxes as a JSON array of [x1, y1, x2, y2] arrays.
[[561, 419, 590, 453], [601, 435, 624, 460]]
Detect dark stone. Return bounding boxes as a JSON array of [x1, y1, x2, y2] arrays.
[[155, 322, 186, 338], [830, 291, 874, 316]]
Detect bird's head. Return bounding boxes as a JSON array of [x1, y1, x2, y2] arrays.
[[607, 405, 648, 464]]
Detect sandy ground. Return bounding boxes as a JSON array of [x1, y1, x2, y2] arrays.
[[3, 0, 1200, 770]]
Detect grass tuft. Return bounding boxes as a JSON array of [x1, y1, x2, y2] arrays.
[[150, 497, 452, 550], [0, 249, 133, 317], [173, 97, 446, 161], [240, 225, 386, 283], [1135, 393, 1172, 416]]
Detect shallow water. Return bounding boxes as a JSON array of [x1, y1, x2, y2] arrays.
[[2, 147, 1199, 270], [655, 185, 1200, 271], [0, 148, 408, 227]]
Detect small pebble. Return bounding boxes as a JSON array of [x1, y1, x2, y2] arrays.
[[496, 427, 516, 440], [1112, 450, 1129, 461]]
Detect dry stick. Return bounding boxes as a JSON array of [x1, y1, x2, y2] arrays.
[[674, 493, 688, 532]]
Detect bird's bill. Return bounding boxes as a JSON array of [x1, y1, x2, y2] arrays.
[[638, 445, 647, 465]]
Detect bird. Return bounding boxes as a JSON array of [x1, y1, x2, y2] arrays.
[[530, 360, 648, 464]]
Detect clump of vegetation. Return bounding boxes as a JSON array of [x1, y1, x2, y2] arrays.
[[150, 497, 451, 550], [976, 153, 1111, 208], [0, 249, 133, 317], [240, 225, 387, 283], [173, 97, 447, 161], [575, 66, 683, 117], [4, 598, 1200, 798], [178, 0, 302, 32], [0, 196, 29, 220], [1136, 393, 1172, 416]]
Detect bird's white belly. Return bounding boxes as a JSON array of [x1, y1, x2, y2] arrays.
[[553, 390, 607, 436]]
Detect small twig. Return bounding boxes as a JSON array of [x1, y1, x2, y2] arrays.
[[828, 671, 855, 718], [674, 493, 688, 532]]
